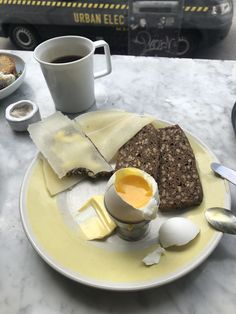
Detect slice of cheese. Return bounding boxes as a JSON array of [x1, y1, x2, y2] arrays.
[[75, 109, 133, 133], [41, 156, 83, 196], [28, 112, 113, 178], [75, 195, 116, 240], [82, 114, 155, 161]]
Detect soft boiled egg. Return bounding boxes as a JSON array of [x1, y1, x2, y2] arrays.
[[159, 217, 200, 248], [104, 168, 159, 223]]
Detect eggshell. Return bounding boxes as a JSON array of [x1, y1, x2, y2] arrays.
[[104, 168, 159, 223], [159, 217, 200, 248], [142, 246, 165, 266]]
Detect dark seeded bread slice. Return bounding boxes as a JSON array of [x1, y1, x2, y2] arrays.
[[115, 124, 161, 181], [156, 125, 203, 211]]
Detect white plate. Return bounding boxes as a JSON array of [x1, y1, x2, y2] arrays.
[[0, 52, 26, 99], [20, 119, 231, 291]]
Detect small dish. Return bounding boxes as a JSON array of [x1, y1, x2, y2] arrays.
[[0, 52, 26, 100], [5, 100, 41, 132]]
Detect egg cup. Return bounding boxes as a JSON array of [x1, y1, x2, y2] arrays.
[[104, 167, 159, 241], [112, 217, 150, 241]]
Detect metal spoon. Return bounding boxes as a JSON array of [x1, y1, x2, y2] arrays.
[[205, 207, 236, 234]]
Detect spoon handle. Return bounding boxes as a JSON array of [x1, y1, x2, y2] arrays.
[[209, 220, 236, 235], [211, 163, 236, 186]]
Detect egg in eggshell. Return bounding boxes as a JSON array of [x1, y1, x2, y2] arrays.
[[104, 167, 159, 223]]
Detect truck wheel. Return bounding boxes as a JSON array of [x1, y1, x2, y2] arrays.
[[176, 31, 200, 57], [9, 25, 39, 50]]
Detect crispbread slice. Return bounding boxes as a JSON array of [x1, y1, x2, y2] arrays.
[[156, 125, 203, 211], [115, 124, 161, 181]]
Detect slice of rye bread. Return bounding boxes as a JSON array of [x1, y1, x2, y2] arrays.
[[156, 125, 203, 211], [115, 124, 161, 181]]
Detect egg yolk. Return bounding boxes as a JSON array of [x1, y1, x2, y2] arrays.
[[115, 175, 152, 208]]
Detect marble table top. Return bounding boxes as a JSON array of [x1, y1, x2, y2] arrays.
[[1, 50, 236, 314]]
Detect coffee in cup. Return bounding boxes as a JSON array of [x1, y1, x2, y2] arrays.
[[34, 36, 112, 113]]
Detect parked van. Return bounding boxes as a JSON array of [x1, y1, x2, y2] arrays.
[[0, 0, 234, 56]]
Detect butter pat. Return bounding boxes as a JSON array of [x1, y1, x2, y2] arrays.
[[76, 195, 116, 240]]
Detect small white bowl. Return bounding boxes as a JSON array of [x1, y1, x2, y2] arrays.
[[5, 100, 41, 132], [0, 52, 26, 100]]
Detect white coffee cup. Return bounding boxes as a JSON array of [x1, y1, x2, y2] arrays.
[[34, 36, 112, 113]]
